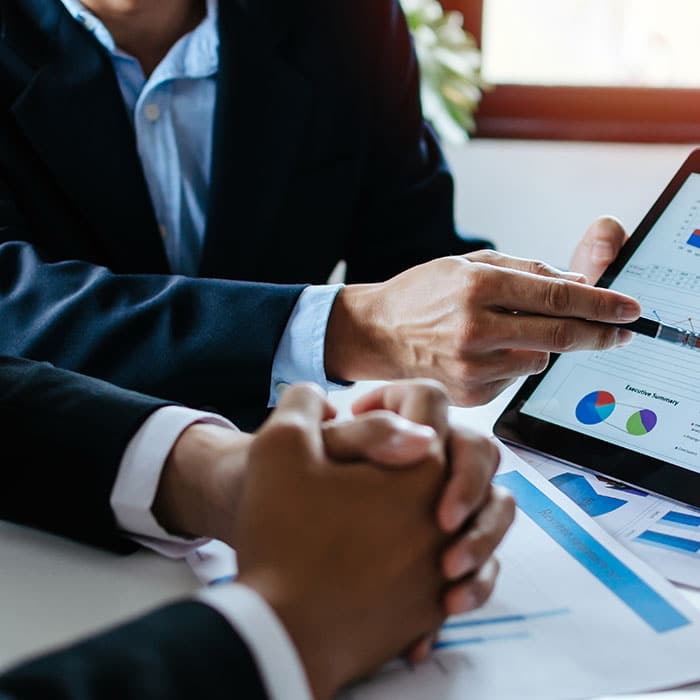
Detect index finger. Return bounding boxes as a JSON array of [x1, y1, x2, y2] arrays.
[[437, 427, 500, 533], [352, 380, 450, 440], [486, 268, 640, 323]]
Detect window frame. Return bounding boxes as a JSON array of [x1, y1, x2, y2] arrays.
[[441, 0, 700, 143]]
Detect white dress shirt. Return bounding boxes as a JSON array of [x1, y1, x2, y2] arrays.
[[57, 0, 345, 409]]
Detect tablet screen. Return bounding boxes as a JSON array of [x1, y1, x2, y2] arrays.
[[520, 172, 700, 477]]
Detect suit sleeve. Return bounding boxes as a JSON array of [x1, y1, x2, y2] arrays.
[[0, 356, 177, 552], [0, 240, 305, 431], [0, 601, 269, 700], [343, 0, 492, 283]]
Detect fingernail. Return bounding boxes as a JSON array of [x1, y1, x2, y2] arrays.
[[591, 240, 615, 263], [616, 303, 640, 322], [616, 329, 635, 347]]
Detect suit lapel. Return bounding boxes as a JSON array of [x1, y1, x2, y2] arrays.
[[7, 1, 168, 273], [200, 0, 313, 280]]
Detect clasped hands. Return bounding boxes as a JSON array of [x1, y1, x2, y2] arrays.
[[155, 380, 515, 700]]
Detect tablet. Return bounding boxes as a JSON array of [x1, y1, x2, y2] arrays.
[[494, 148, 700, 508]]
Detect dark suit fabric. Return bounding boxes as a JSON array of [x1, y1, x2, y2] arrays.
[[0, 355, 172, 552], [0, 0, 489, 430], [0, 601, 269, 700]]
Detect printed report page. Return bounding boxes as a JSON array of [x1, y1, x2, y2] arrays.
[[521, 173, 700, 475]]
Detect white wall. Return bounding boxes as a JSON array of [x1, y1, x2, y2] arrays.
[[446, 140, 694, 268]]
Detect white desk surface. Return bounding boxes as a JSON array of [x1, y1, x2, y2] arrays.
[[2, 380, 699, 698], [2, 140, 700, 698]]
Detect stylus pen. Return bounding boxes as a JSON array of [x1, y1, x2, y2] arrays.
[[616, 317, 700, 350]]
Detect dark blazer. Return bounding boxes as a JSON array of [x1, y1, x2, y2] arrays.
[[0, 355, 174, 551], [0, 358, 269, 698], [0, 0, 489, 430], [0, 601, 269, 700]]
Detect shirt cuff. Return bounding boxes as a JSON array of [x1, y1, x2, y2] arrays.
[[198, 583, 313, 700], [110, 406, 236, 558], [268, 284, 350, 407]]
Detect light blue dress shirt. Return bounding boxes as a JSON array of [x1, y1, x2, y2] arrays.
[[58, 0, 343, 405]]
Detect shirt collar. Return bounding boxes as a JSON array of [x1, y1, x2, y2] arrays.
[[56, 0, 219, 76]]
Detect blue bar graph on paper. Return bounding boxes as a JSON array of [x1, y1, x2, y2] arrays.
[[442, 608, 569, 631], [435, 632, 529, 650], [550, 473, 627, 517], [495, 470, 690, 634], [637, 530, 700, 555], [660, 511, 700, 530]]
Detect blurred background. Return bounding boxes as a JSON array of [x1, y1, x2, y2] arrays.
[[419, 0, 700, 265]]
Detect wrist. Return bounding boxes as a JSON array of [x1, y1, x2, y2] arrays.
[[153, 424, 252, 541], [237, 573, 341, 700], [324, 283, 398, 383]]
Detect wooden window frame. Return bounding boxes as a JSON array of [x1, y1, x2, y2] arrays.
[[441, 0, 700, 143]]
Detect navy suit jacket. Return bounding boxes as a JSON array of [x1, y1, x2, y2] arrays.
[[0, 356, 269, 698], [0, 355, 168, 551], [0, 0, 489, 430], [0, 601, 269, 700]]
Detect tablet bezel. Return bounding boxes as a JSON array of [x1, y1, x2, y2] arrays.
[[493, 148, 700, 508]]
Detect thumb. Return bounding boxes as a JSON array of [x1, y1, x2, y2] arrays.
[[322, 411, 437, 467], [262, 383, 335, 454], [569, 216, 628, 284]]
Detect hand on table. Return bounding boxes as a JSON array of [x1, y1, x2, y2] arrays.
[[325, 216, 635, 406]]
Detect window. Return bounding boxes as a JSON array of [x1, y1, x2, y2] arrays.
[[441, 0, 700, 142]]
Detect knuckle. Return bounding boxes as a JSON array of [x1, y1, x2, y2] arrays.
[[286, 382, 324, 401], [264, 417, 311, 451], [360, 412, 401, 443], [529, 260, 554, 277], [590, 290, 611, 320], [550, 322, 576, 352], [463, 266, 489, 305], [544, 279, 572, 313], [468, 249, 498, 265], [460, 319, 483, 349], [595, 326, 620, 351]]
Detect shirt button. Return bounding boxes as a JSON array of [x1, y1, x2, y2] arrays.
[[159, 225, 167, 241], [275, 382, 290, 397], [144, 103, 161, 122]]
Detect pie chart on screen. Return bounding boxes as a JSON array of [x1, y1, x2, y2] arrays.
[[575, 391, 616, 425], [626, 409, 658, 436]]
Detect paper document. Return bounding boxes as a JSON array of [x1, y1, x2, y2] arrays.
[[341, 449, 700, 700], [512, 445, 700, 590], [186, 540, 236, 586]]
